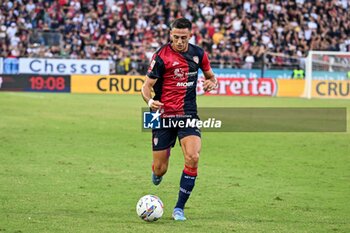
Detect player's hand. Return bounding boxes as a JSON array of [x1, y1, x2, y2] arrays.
[[202, 79, 218, 92], [148, 99, 164, 111]]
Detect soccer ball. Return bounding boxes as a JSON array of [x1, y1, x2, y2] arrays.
[[136, 195, 164, 222]]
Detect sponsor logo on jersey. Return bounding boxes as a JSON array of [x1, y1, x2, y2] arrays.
[[174, 68, 185, 79], [176, 81, 194, 87], [174, 69, 198, 79]]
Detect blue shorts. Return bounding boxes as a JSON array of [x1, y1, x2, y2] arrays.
[[152, 127, 201, 151]]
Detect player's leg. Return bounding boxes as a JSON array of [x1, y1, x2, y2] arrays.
[[181, 135, 201, 169], [151, 148, 170, 185], [151, 129, 176, 185], [173, 128, 201, 220]]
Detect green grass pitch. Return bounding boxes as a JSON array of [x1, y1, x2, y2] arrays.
[[0, 92, 349, 233]]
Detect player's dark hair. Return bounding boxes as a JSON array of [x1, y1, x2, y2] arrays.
[[170, 18, 192, 31]]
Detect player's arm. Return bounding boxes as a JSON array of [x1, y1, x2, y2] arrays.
[[202, 69, 218, 92], [141, 76, 164, 111], [200, 51, 218, 92]]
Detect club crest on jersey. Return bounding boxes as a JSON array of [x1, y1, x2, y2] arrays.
[[153, 137, 159, 146], [193, 56, 199, 64]]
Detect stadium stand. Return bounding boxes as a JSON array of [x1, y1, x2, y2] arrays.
[[0, 0, 349, 74]]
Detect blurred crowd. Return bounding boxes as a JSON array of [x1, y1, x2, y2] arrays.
[[0, 0, 350, 73]]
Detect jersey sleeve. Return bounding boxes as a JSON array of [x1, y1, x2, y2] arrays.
[[146, 53, 165, 79], [200, 51, 211, 72]]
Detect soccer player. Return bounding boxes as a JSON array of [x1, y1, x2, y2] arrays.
[[141, 18, 217, 221]]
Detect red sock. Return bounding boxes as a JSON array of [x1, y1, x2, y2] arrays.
[[183, 164, 198, 176]]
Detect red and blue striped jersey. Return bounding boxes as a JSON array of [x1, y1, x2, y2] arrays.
[[146, 43, 211, 116]]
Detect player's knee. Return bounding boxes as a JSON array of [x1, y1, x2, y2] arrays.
[[153, 164, 168, 176], [185, 152, 199, 167]]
